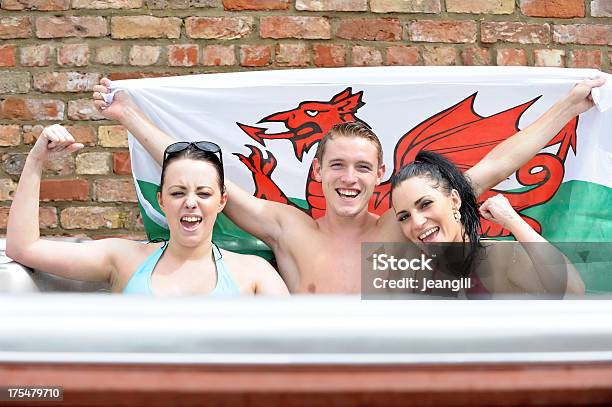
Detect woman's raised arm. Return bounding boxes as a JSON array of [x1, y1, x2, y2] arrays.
[[479, 194, 585, 295], [6, 125, 122, 283]]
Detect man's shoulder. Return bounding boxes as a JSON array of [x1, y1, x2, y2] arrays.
[[276, 206, 321, 232]]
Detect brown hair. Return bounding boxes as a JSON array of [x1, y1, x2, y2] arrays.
[[159, 145, 225, 194], [314, 122, 383, 166]]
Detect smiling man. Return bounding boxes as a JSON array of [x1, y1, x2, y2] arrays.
[[93, 77, 604, 294]]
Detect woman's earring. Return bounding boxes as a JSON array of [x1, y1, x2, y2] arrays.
[[453, 210, 461, 223]]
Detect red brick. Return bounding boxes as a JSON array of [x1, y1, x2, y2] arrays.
[[591, 0, 612, 17], [223, 0, 289, 9], [72, 0, 142, 8], [98, 125, 128, 147], [23, 125, 43, 145], [0, 207, 8, 228], [40, 179, 89, 201], [95, 45, 123, 65], [108, 72, 175, 81], [371, 0, 440, 12], [68, 100, 105, 121], [134, 210, 145, 230], [76, 152, 111, 175], [167, 44, 198, 67], [20, 45, 52, 67], [0, 45, 16, 67], [43, 155, 75, 176], [496, 48, 528, 66], [0, 72, 30, 94], [202, 45, 235, 66], [145, 0, 216, 8], [534, 49, 565, 67], [57, 44, 89, 66], [461, 47, 491, 65], [94, 179, 137, 202], [113, 151, 132, 175], [0, 179, 16, 201], [2, 153, 26, 176], [386, 46, 419, 66], [64, 125, 97, 146], [111, 16, 181, 39], [39, 207, 59, 228], [296, 0, 366, 11], [553, 24, 611, 45], [128, 45, 161, 66], [481, 22, 550, 44], [40, 207, 58, 228], [29, 72, 94, 92], [275, 43, 310, 67], [240, 45, 272, 67], [0, 125, 20, 146], [1, 0, 69, 9], [569, 49, 602, 69], [337, 18, 401, 41], [0, 17, 32, 39], [352, 46, 382, 66], [446, 0, 513, 14], [0, 98, 64, 120], [409, 20, 476, 43], [33, 72, 99, 93], [60, 207, 132, 229], [520, 0, 584, 18], [313, 44, 346, 67], [186, 17, 253, 39], [0, 207, 57, 229], [423, 46, 457, 65], [36, 16, 107, 38], [260, 16, 330, 39]]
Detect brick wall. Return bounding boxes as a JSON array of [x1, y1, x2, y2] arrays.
[[0, 0, 610, 239]]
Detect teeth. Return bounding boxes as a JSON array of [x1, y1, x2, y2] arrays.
[[181, 216, 202, 222], [338, 189, 359, 197], [419, 227, 439, 240]]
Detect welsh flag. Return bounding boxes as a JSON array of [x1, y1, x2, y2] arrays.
[[110, 67, 612, 293]]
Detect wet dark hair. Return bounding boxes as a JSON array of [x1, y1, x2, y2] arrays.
[[391, 151, 481, 275], [159, 144, 225, 194]]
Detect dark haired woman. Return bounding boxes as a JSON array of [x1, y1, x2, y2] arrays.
[[391, 151, 585, 297], [6, 125, 289, 296]]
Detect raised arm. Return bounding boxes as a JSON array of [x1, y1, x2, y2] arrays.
[[93, 78, 173, 165], [6, 125, 118, 282], [93, 78, 310, 252], [480, 194, 585, 296], [466, 78, 606, 196]]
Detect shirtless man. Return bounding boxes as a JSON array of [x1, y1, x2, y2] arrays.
[[93, 77, 604, 293]]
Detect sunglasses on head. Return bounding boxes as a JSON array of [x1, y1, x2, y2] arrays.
[[163, 141, 223, 164]]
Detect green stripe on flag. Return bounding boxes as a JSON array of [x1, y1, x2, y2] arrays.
[[522, 180, 612, 242], [520, 180, 612, 293]]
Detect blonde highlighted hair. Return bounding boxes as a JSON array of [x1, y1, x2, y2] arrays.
[[314, 122, 383, 166]]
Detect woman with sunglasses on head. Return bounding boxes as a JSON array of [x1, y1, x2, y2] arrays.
[[6, 125, 289, 296], [390, 151, 585, 298]]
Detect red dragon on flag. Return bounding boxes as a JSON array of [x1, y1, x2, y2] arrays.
[[235, 88, 578, 237]]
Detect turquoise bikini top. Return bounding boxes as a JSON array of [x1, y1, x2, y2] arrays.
[[123, 242, 241, 296]]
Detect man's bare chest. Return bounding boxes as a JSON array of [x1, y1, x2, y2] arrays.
[[288, 234, 368, 294]]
